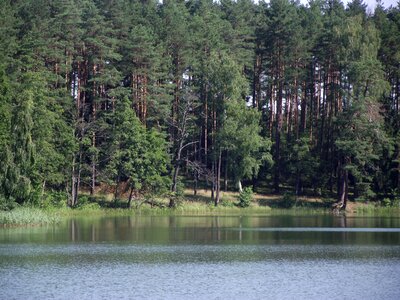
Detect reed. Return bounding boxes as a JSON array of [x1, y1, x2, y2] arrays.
[[0, 207, 59, 226]]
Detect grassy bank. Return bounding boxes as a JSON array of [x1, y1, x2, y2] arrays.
[[1, 188, 400, 226]]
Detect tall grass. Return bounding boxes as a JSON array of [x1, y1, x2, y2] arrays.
[[0, 207, 59, 226], [355, 204, 400, 216]]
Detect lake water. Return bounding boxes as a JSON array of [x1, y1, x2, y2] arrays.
[[1, 214, 400, 299]]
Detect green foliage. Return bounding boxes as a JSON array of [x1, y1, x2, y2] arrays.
[[0, 74, 36, 205], [220, 99, 272, 183], [334, 100, 386, 200], [0, 67, 11, 152], [76, 202, 101, 210], [0, 195, 17, 211], [382, 198, 391, 207], [106, 97, 171, 198], [284, 136, 319, 191], [220, 198, 235, 207], [167, 180, 185, 208], [280, 193, 296, 209], [0, 0, 399, 208], [238, 187, 253, 208], [40, 191, 68, 209], [392, 198, 400, 208]]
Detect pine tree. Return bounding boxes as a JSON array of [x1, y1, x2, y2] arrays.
[[0, 0, 18, 71], [264, 0, 298, 192], [333, 14, 389, 207]]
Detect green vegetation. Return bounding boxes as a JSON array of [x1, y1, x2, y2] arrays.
[[238, 187, 254, 208], [0, 207, 59, 226], [2, 189, 400, 226], [1, 0, 400, 216]]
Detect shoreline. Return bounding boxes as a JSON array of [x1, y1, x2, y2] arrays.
[[1, 196, 399, 227]]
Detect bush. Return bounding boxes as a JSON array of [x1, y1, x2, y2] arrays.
[[77, 202, 101, 210], [220, 198, 235, 207], [381, 197, 400, 208], [281, 192, 296, 208], [167, 180, 185, 208], [0, 195, 16, 211], [238, 187, 253, 208], [75, 195, 100, 210], [382, 198, 391, 207], [41, 191, 68, 209], [392, 198, 400, 208]]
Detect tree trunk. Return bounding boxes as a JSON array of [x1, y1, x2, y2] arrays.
[[295, 168, 301, 197], [114, 174, 120, 202], [274, 52, 283, 193], [215, 150, 222, 206], [169, 197, 176, 208], [274, 130, 281, 192], [71, 155, 76, 207], [91, 131, 96, 195], [204, 85, 208, 166], [211, 160, 215, 201], [127, 186, 135, 208], [269, 82, 274, 137], [171, 163, 180, 193], [76, 150, 82, 206], [396, 144, 400, 191], [237, 180, 243, 193], [41, 180, 46, 203], [224, 152, 228, 192], [193, 170, 198, 195], [300, 82, 307, 134], [252, 51, 262, 109], [71, 143, 82, 207], [91, 64, 97, 196], [336, 161, 348, 210]]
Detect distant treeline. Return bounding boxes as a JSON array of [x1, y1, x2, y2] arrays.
[[0, 0, 399, 209]]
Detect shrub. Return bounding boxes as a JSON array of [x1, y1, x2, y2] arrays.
[[382, 198, 391, 207], [76, 195, 89, 207], [220, 198, 235, 207], [77, 202, 101, 210], [392, 198, 400, 208], [75, 195, 100, 210], [0, 195, 16, 211], [238, 187, 253, 208], [281, 192, 296, 208], [167, 180, 185, 208], [41, 191, 67, 209]]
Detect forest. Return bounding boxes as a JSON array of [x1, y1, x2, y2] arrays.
[[0, 0, 399, 211]]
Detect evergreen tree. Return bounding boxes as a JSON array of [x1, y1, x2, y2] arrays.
[[0, 68, 13, 208], [3, 74, 36, 205], [0, 0, 18, 70], [1, 0, 399, 209], [264, 0, 298, 192], [333, 14, 389, 206]]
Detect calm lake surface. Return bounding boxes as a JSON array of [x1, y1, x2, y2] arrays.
[[1, 213, 400, 299]]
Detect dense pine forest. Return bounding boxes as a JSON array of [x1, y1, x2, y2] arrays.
[[0, 0, 399, 210]]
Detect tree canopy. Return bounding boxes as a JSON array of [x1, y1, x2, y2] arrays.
[[0, 0, 399, 209]]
